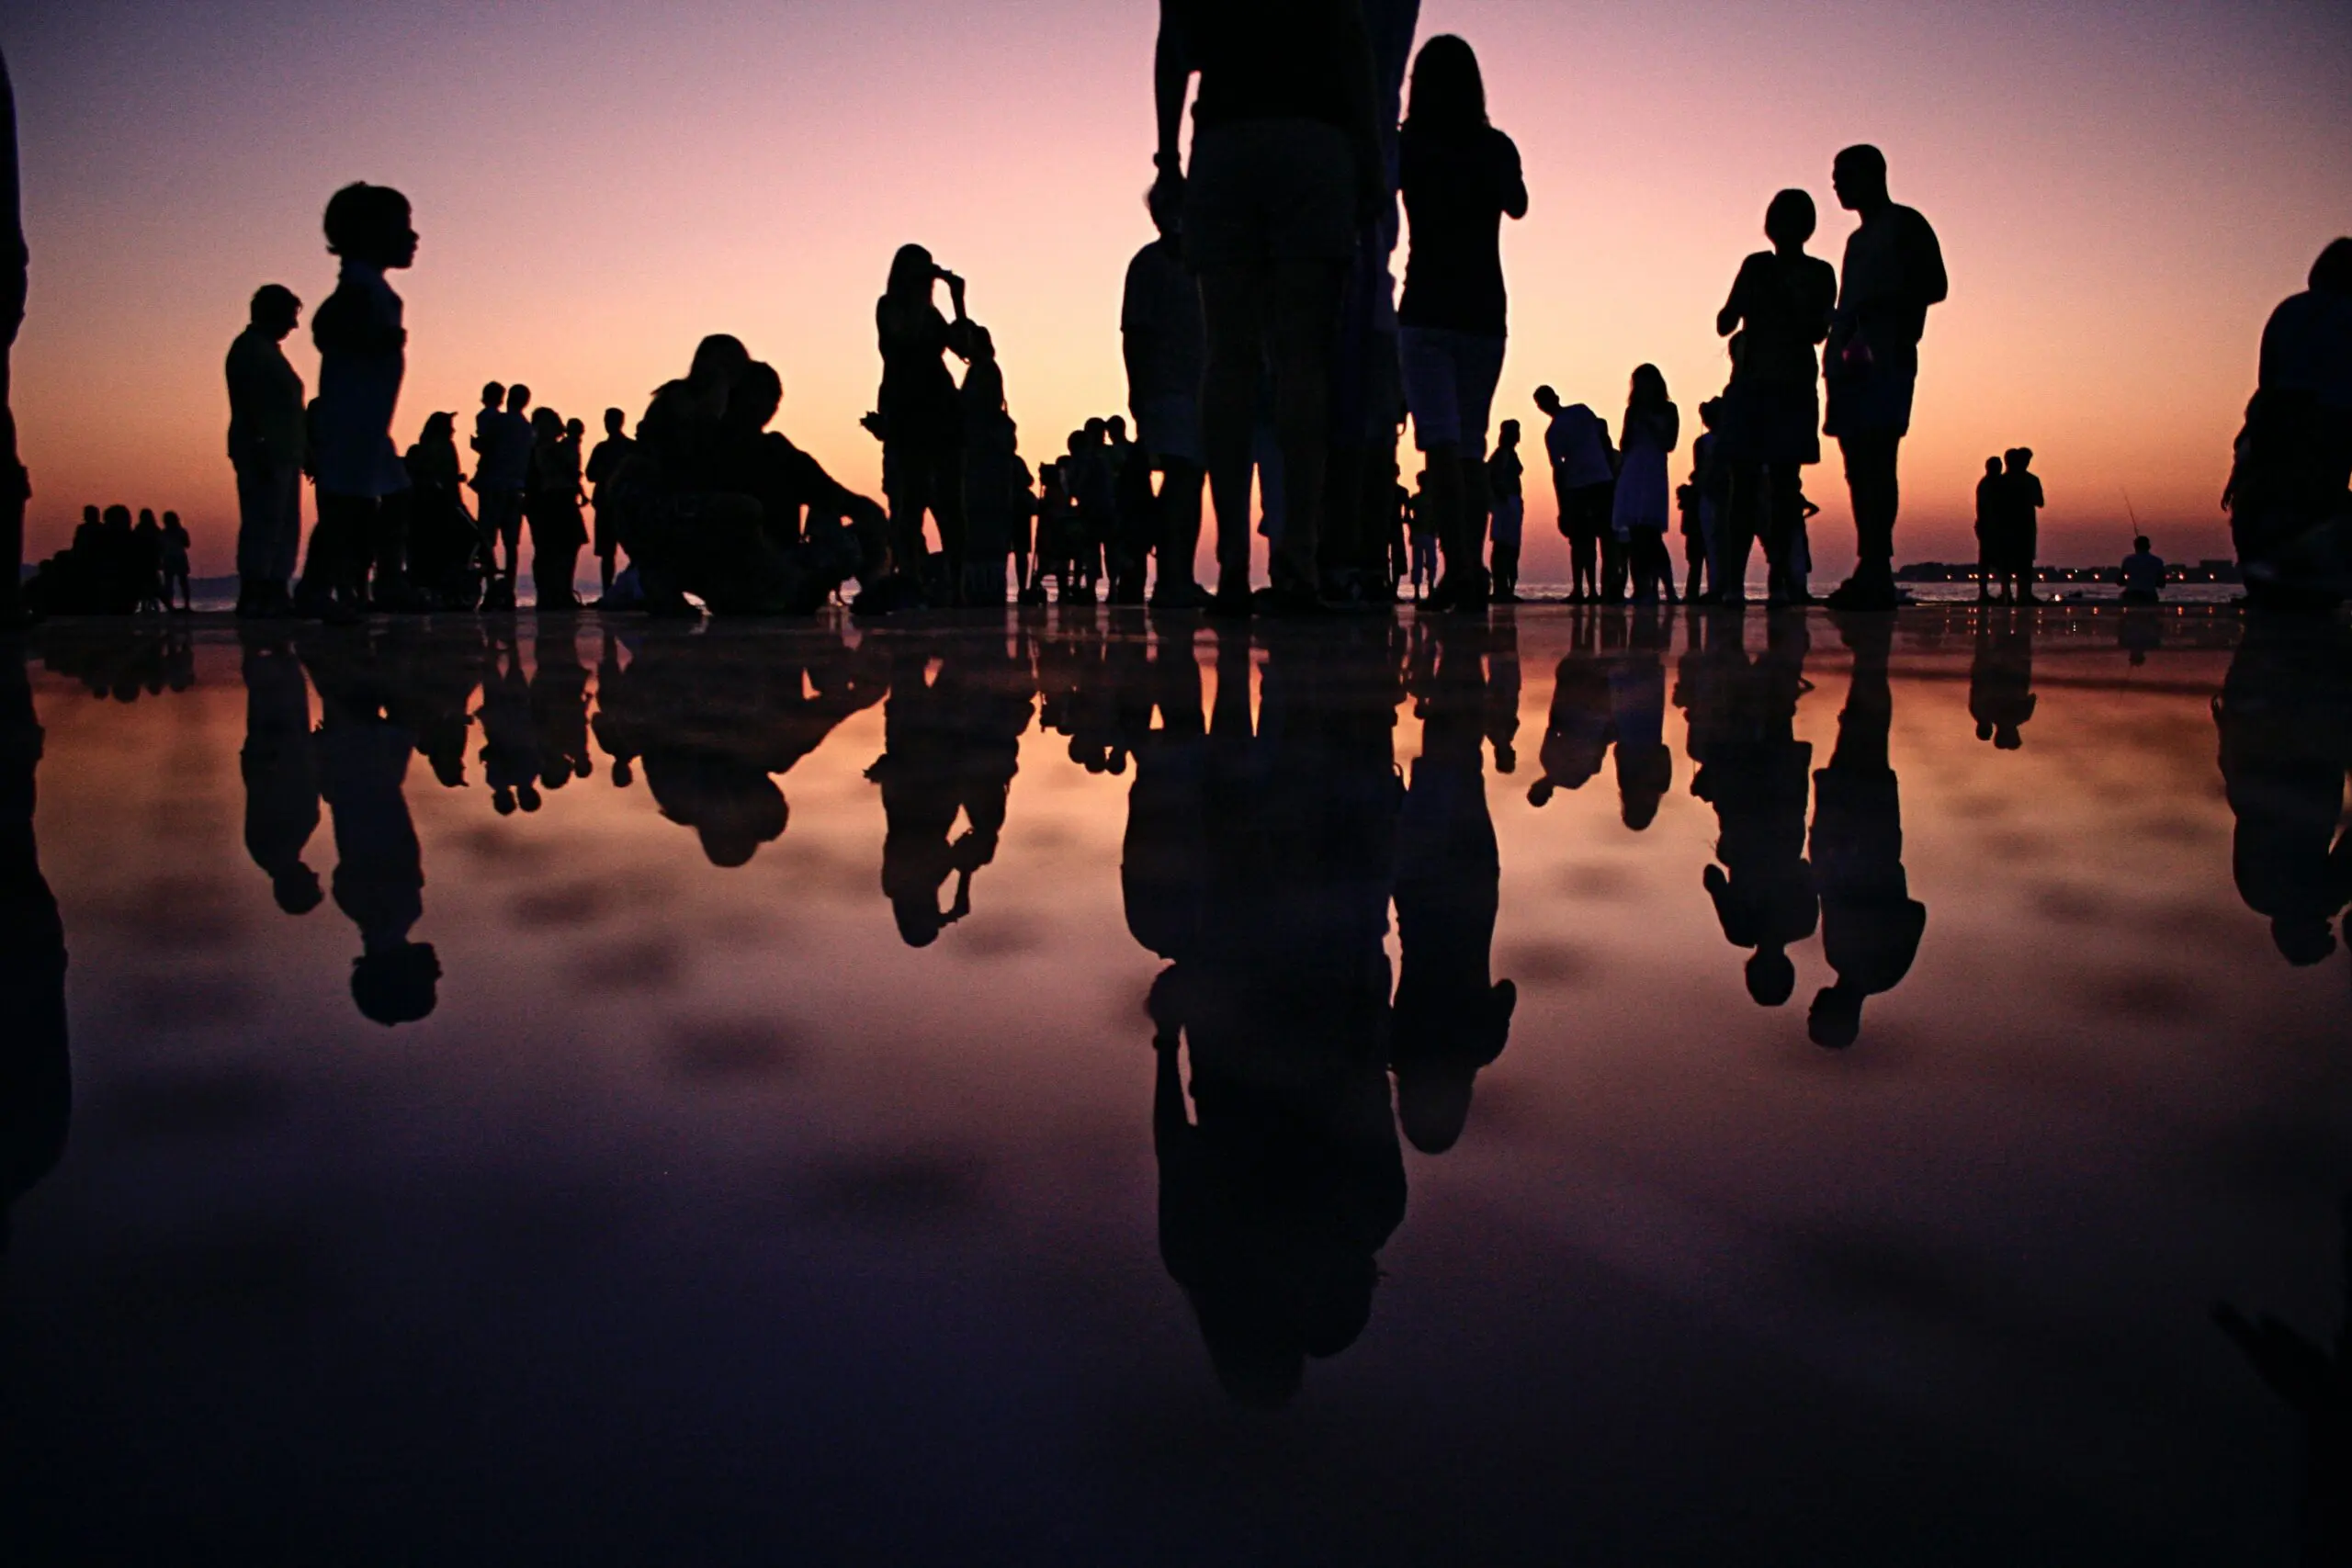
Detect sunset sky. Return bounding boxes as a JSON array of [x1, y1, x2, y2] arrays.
[[5, 0, 2347, 579]]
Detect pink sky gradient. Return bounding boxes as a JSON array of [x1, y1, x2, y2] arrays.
[[5, 0, 2347, 578]]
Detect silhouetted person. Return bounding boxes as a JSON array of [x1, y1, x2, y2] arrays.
[[0, 638, 67, 1253], [403, 412, 480, 608], [1393, 617, 1514, 1152], [1537, 385, 1615, 602], [1487, 419, 1523, 601], [1715, 189, 1837, 605], [1968, 606, 2036, 750], [1994, 446, 2044, 603], [1613, 367, 1679, 604], [1806, 613, 1926, 1045], [1123, 184, 1214, 609], [1972, 456, 2003, 602], [2224, 238, 2352, 610], [238, 627, 323, 914], [160, 511, 190, 613], [2119, 534, 2165, 604], [226, 283, 307, 617], [2213, 611, 2352, 966], [130, 508, 164, 614], [526, 406, 585, 608], [0, 47, 26, 627], [1153, 0, 1384, 614], [296, 183, 418, 620], [871, 244, 978, 604], [711, 359, 888, 592], [1684, 610, 1816, 1006], [960, 329, 1025, 605], [2214, 1193, 2352, 1565], [585, 406, 634, 602], [1394, 34, 1525, 614], [473, 383, 533, 611], [300, 634, 438, 1025], [1821, 145, 1947, 611]]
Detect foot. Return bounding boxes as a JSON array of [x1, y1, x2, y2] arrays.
[[1251, 583, 1329, 617], [1148, 580, 1214, 611], [1824, 577, 1899, 612]]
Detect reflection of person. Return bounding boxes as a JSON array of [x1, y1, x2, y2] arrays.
[[301, 634, 439, 1026], [867, 642, 1035, 945], [239, 627, 324, 915], [1685, 610, 1816, 1005], [1822, 145, 1947, 611], [1528, 608, 1613, 805], [1393, 617, 1514, 1153], [2224, 238, 2352, 610], [1968, 608, 2037, 750], [2213, 612, 2352, 966], [0, 640, 69, 1254], [225, 284, 307, 617], [1807, 613, 1926, 1045]]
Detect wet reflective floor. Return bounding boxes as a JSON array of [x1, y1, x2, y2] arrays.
[[2, 604, 2347, 1565]]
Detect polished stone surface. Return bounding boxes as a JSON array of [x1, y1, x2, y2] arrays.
[[1, 604, 2345, 1565]]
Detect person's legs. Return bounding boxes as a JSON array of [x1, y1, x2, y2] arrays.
[[885, 447, 933, 584], [1723, 464, 1763, 604], [1153, 457, 1205, 602], [1836, 434, 1902, 603], [1264, 258, 1346, 599], [234, 461, 277, 607], [928, 446, 968, 604], [1199, 265, 1270, 603], [299, 492, 371, 615]]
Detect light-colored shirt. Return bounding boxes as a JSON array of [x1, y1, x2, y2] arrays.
[[226, 326, 306, 468]]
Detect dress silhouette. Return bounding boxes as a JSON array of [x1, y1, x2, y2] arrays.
[[1806, 613, 1926, 1045], [873, 245, 978, 604]]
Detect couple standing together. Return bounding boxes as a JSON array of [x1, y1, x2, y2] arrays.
[[1148, 0, 1944, 613]]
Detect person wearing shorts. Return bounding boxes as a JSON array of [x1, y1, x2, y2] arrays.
[[1396, 34, 1526, 613]]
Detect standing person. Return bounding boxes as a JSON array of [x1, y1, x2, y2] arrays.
[[1822, 145, 1947, 610], [473, 384, 533, 610], [225, 284, 307, 617], [872, 243, 978, 604], [1122, 180, 1211, 608], [296, 183, 418, 620], [1152, 0, 1385, 615], [130, 508, 164, 613], [1407, 469, 1439, 600], [2222, 238, 2352, 608], [0, 47, 26, 628], [1682, 400, 1720, 602], [2001, 446, 2044, 604], [1487, 419, 1523, 602], [525, 407, 586, 609], [1714, 188, 1838, 604], [1612, 366, 1679, 604], [160, 510, 192, 613], [584, 406, 634, 603], [960, 328, 1023, 604], [1396, 34, 1526, 614], [1973, 456, 2004, 601], [1535, 385, 1614, 602], [402, 412, 478, 607]]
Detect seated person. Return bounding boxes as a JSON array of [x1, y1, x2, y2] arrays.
[[2119, 534, 2165, 604], [711, 360, 889, 584]]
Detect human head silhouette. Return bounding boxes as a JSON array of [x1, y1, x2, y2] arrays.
[[2133, 535, 2151, 553], [1498, 418, 1520, 447], [322, 182, 417, 269], [603, 407, 627, 438], [506, 384, 532, 415], [80, 504, 98, 528], [2310, 238, 2352, 297], [1107, 415, 1127, 444], [352, 942, 441, 1026], [530, 407, 560, 445], [103, 504, 130, 530], [1406, 34, 1487, 132], [729, 361, 785, 432], [421, 410, 455, 445], [1532, 385, 1561, 415], [138, 509, 156, 530], [2006, 447, 2033, 473], [564, 417, 584, 442], [1747, 949, 1797, 1007], [1808, 981, 1863, 1048], [1832, 146, 1890, 213], [686, 333, 752, 393], [1765, 188, 1816, 250], [887, 243, 936, 306], [1629, 364, 1668, 412], [1985, 456, 2003, 477], [480, 381, 503, 411], [250, 284, 301, 339], [1699, 398, 1722, 431], [1147, 176, 1183, 240]]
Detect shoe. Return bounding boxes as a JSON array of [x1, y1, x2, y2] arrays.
[[1148, 580, 1214, 611], [1251, 584, 1329, 618], [1824, 578, 1899, 612], [1207, 581, 1254, 619]]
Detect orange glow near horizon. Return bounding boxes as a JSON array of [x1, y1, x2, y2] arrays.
[[7, 1, 2348, 579]]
